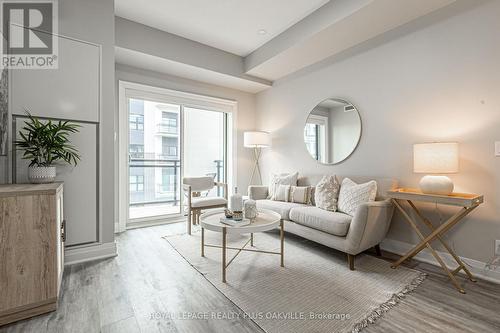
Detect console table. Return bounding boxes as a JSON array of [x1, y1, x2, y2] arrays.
[[387, 188, 483, 294]]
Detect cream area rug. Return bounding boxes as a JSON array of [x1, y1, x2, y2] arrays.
[[164, 229, 425, 333]]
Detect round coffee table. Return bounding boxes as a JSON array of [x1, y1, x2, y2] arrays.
[[199, 208, 283, 283]]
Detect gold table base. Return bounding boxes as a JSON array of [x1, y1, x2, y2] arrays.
[[201, 220, 284, 283], [390, 199, 479, 294]]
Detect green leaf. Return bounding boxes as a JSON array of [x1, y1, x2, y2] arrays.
[[15, 110, 81, 167]]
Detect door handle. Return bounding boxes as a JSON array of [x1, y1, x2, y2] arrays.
[[61, 220, 66, 242]]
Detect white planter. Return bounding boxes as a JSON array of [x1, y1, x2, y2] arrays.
[[28, 166, 56, 184]]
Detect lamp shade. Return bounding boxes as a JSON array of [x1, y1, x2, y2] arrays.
[[413, 142, 458, 174], [244, 131, 271, 148]]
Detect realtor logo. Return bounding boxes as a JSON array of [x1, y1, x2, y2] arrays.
[[0, 0, 58, 68]]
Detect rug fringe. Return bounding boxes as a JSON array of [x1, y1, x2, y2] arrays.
[[351, 272, 427, 333]]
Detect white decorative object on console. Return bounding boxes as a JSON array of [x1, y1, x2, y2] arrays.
[[244, 131, 271, 185], [414, 142, 458, 195], [28, 166, 56, 184]]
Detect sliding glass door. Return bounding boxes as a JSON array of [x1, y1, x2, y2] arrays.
[[184, 107, 227, 197], [128, 98, 182, 220], [125, 88, 231, 223]]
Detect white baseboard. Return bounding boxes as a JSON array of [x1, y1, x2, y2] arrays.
[[64, 242, 117, 266], [381, 238, 500, 284], [114, 221, 126, 233]]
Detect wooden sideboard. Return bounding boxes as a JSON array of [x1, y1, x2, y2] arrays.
[[0, 183, 65, 326]]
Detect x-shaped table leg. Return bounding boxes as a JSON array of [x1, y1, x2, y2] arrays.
[[390, 199, 479, 294], [406, 201, 477, 283]]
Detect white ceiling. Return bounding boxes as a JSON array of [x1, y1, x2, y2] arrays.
[[115, 0, 329, 56], [246, 0, 457, 80], [115, 0, 462, 91]]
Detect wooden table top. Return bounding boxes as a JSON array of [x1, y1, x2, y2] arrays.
[[0, 182, 63, 197], [387, 188, 483, 207]]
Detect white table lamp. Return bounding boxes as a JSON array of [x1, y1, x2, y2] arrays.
[[244, 131, 271, 185], [413, 142, 458, 195]]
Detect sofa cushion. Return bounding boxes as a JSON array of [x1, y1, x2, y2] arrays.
[[271, 184, 291, 202], [338, 178, 377, 216], [290, 186, 314, 204], [289, 206, 352, 237], [315, 175, 340, 211], [256, 199, 306, 220], [268, 172, 298, 199], [297, 175, 396, 200]]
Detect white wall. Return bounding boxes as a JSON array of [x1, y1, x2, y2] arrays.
[[59, 0, 116, 245], [255, 0, 500, 264], [115, 64, 256, 196]]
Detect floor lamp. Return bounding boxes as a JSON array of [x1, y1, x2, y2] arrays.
[[244, 131, 271, 185]]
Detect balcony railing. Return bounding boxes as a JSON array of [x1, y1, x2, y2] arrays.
[[129, 156, 181, 206], [156, 183, 175, 194], [128, 156, 225, 207], [156, 122, 178, 134], [129, 152, 177, 160]]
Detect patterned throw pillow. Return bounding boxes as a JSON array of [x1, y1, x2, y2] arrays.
[[337, 178, 377, 216], [272, 184, 290, 202], [290, 186, 313, 204], [314, 175, 340, 211], [268, 172, 299, 199]]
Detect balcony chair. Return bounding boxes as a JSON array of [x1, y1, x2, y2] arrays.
[[183, 176, 228, 235]]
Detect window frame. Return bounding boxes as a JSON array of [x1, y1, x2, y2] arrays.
[[118, 80, 237, 231]]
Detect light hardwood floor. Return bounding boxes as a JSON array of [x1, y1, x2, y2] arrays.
[[1, 222, 499, 333]]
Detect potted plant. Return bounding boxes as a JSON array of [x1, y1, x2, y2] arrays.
[[15, 111, 81, 184]]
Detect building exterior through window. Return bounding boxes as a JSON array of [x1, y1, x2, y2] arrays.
[[128, 97, 228, 220]]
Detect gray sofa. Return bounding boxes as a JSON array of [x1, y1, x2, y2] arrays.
[[248, 175, 397, 270]]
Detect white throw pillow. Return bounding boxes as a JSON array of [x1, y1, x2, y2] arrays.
[[268, 172, 298, 199], [272, 184, 290, 202], [289, 186, 313, 205], [314, 175, 340, 211], [337, 178, 377, 216]]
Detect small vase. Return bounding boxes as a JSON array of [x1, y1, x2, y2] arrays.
[[28, 166, 56, 184], [229, 186, 243, 212]]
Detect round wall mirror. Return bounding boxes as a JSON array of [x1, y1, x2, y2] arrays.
[[303, 98, 361, 164]]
